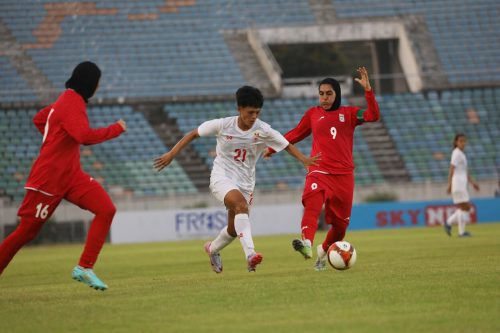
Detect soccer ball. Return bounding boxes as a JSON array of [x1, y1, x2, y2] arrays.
[[327, 241, 357, 270]]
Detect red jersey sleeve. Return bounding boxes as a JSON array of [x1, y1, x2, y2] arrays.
[[361, 90, 380, 122], [33, 104, 53, 135], [284, 107, 313, 144], [350, 90, 380, 126], [62, 106, 124, 145], [267, 108, 313, 154]]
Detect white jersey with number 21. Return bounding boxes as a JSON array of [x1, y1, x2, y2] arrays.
[[198, 116, 289, 193]]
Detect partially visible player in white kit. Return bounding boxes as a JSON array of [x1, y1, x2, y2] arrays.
[[154, 86, 319, 273], [444, 133, 479, 237]]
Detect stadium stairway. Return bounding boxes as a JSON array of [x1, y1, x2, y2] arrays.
[[402, 15, 448, 90], [223, 30, 277, 97], [138, 104, 211, 191], [360, 119, 411, 182]]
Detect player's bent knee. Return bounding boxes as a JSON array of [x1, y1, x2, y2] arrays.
[[107, 203, 117, 216], [94, 202, 117, 217], [233, 202, 249, 215]]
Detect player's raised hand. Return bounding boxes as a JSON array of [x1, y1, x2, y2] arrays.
[[354, 67, 372, 91], [117, 119, 127, 131], [154, 152, 174, 171]]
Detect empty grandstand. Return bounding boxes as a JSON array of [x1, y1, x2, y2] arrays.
[[0, 0, 498, 206]]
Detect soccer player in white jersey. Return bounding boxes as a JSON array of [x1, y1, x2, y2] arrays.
[[154, 86, 319, 272], [444, 134, 480, 237]]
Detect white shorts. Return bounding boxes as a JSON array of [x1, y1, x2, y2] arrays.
[[209, 178, 253, 206], [452, 190, 469, 204]]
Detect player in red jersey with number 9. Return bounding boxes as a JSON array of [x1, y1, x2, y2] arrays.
[[265, 67, 380, 271], [0, 62, 126, 290]]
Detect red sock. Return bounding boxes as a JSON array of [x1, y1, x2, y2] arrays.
[[0, 218, 44, 275], [76, 188, 116, 269], [322, 219, 349, 252], [300, 192, 325, 244]]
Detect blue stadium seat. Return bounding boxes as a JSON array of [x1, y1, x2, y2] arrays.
[[0, 106, 197, 201]]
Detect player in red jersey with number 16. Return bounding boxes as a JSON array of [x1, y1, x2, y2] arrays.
[[265, 67, 380, 271], [0, 62, 126, 290]]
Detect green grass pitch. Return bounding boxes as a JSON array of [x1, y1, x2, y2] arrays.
[[1, 223, 499, 333]]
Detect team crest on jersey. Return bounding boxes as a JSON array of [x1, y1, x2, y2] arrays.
[[339, 114, 345, 122], [252, 130, 262, 142], [225, 135, 233, 141]]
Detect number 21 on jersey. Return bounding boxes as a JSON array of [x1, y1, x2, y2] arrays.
[[234, 149, 247, 162]]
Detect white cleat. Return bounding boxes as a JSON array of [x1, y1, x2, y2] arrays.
[[247, 252, 263, 272], [314, 244, 327, 272], [204, 242, 223, 273]]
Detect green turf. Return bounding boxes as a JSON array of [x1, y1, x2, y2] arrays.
[[1, 223, 499, 333]]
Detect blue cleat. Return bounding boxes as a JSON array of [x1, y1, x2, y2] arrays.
[[459, 231, 472, 237], [72, 266, 108, 291], [443, 222, 452, 236]]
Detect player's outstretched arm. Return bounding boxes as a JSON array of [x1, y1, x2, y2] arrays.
[[154, 129, 199, 171], [354, 67, 380, 123], [263, 110, 313, 159], [64, 115, 126, 145], [284, 144, 320, 170], [80, 119, 126, 145]]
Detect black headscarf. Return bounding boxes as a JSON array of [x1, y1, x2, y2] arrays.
[[65, 61, 101, 103], [319, 78, 341, 111]]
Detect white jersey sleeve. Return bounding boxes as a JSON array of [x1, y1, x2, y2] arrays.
[[262, 126, 289, 153], [198, 118, 223, 137]]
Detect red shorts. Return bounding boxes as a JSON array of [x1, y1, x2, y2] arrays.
[[302, 172, 354, 225], [18, 171, 103, 221]]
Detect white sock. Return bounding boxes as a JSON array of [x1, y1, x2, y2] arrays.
[[317, 244, 326, 260], [457, 210, 466, 235], [461, 210, 471, 233], [210, 227, 235, 254], [447, 210, 460, 225], [462, 210, 470, 224], [234, 213, 255, 258]]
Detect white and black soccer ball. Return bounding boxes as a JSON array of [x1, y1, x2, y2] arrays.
[[327, 241, 357, 270]]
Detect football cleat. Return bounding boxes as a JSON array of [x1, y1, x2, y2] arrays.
[[247, 252, 263, 272], [71, 266, 108, 291], [443, 221, 452, 236], [314, 244, 327, 272], [458, 231, 472, 237], [292, 239, 312, 259], [204, 242, 223, 273]]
